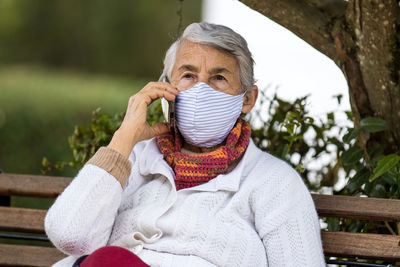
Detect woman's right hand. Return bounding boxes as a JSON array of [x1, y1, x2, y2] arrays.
[[108, 82, 179, 158]]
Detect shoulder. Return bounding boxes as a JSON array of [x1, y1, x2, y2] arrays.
[[243, 141, 312, 210], [245, 143, 317, 232], [244, 140, 305, 190]]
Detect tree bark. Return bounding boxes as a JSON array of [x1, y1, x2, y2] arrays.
[[240, 0, 400, 152]]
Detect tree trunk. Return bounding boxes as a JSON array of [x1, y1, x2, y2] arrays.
[[240, 0, 400, 153]]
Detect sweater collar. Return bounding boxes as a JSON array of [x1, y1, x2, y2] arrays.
[[138, 138, 261, 193]]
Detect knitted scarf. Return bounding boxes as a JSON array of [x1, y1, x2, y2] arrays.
[[156, 118, 251, 190]]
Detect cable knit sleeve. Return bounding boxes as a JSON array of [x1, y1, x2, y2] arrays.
[[87, 147, 132, 188], [44, 147, 134, 257], [252, 162, 325, 266]]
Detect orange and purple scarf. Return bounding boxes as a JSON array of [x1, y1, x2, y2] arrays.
[[156, 118, 251, 190]]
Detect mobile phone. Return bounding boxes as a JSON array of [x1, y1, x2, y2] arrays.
[[161, 76, 175, 132]]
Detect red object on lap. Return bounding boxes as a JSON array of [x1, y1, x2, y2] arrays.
[[79, 246, 149, 267]]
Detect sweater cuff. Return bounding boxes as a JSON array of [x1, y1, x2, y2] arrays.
[[86, 147, 132, 188]]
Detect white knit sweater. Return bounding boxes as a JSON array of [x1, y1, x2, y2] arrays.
[[45, 138, 325, 266]]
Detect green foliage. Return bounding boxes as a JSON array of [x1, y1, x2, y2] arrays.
[[42, 100, 164, 173], [247, 90, 347, 190], [42, 109, 125, 173], [370, 154, 400, 182], [342, 116, 400, 199], [336, 117, 400, 236], [341, 146, 364, 166], [359, 117, 389, 132]]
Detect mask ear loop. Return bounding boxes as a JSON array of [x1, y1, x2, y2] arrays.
[[240, 88, 249, 118]]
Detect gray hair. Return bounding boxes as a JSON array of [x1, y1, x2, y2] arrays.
[[159, 22, 255, 92]]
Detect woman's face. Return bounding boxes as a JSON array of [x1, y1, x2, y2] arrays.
[[170, 41, 242, 95]]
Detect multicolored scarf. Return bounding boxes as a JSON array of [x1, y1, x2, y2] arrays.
[[156, 118, 251, 190]]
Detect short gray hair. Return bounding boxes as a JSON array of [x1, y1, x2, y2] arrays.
[[159, 22, 255, 92]]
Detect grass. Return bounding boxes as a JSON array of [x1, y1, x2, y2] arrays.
[[0, 65, 146, 117], [0, 65, 146, 202]]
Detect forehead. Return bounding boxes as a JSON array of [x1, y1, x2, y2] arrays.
[[173, 41, 238, 71]]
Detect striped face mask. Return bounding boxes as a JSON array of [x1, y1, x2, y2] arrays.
[[175, 82, 245, 148]]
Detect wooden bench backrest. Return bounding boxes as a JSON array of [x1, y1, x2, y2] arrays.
[[0, 173, 71, 266], [312, 194, 400, 261], [1, 173, 400, 265]]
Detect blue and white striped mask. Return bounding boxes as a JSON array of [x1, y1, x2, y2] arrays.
[[175, 82, 245, 148]]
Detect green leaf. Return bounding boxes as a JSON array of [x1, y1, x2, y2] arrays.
[[284, 123, 294, 134], [397, 175, 400, 193], [346, 220, 363, 233], [370, 154, 400, 182], [360, 117, 388, 133], [333, 94, 343, 105], [341, 146, 364, 166], [327, 112, 334, 121], [41, 157, 50, 167], [367, 145, 385, 160], [345, 111, 353, 120], [364, 180, 373, 194], [279, 144, 289, 159], [295, 164, 305, 173], [381, 171, 397, 185], [369, 184, 386, 198], [342, 128, 361, 143], [304, 116, 314, 124], [327, 218, 340, 232], [346, 168, 369, 193]]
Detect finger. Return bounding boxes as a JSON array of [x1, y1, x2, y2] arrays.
[[139, 86, 177, 105], [158, 82, 179, 94], [143, 82, 179, 96]]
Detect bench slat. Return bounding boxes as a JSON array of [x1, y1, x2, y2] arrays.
[[312, 194, 400, 221], [322, 231, 400, 260], [0, 173, 72, 198], [0, 207, 46, 233], [0, 244, 66, 266]]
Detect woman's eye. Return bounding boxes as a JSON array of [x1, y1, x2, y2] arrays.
[[215, 75, 226, 81], [183, 74, 194, 79]]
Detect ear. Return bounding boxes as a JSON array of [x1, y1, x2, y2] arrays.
[[241, 85, 258, 114]]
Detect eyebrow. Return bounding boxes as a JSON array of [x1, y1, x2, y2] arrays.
[[177, 65, 233, 75], [178, 64, 198, 72], [209, 67, 232, 75]]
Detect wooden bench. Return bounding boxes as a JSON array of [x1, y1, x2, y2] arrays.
[[0, 173, 70, 266], [1, 172, 400, 266]]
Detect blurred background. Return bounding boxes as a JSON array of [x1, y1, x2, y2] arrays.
[[0, 0, 201, 177]]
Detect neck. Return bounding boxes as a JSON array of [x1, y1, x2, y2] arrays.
[[182, 141, 225, 154], [181, 140, 244, 173]]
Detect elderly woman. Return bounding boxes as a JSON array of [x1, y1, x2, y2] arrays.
[[45, 22, 325, 267]]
